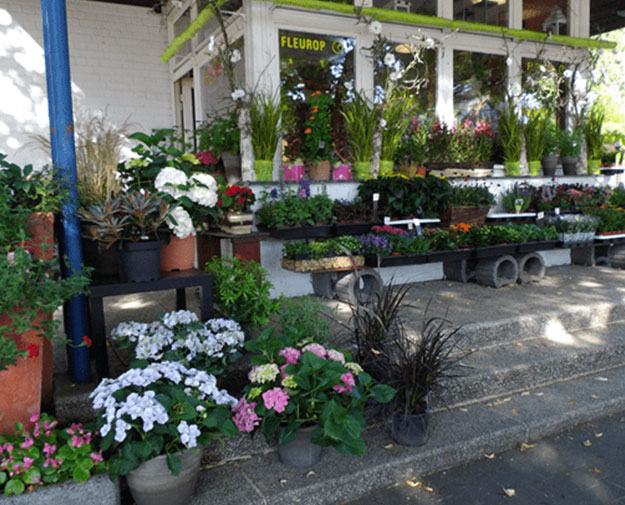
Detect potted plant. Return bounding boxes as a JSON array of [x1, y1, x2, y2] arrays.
[[198, 110, 241, 179], [442, 185, 494, 227], [498, 102, 523, 176], [395, 118, 429, 178], [110, 310, 244, 375], [524, 109, 548, 176], [281, 236, 365, 272], [584, 104, 605, 175], [80, 192, 168, 282], [91, 361, 237, 505], [234, 341, 395, 468], [342, 93, 378, 181], [332, 160, 352, 181], [551, 214, 598, 245], [0, 414, 114, 502], [250, 95, 281, 182], [559, 128, 582, 176], [380, 90, 416, 177], [282, 103, 306, 182], [501, 184, 534, 214], [333, 199, 377, 235], [360, 226, 432, 267], [384, 318, 467, 446], [0, 246, 88, 433], [303, 91, 334, 181], [542, 118, 559, 176], [216, 184, 255, 235]]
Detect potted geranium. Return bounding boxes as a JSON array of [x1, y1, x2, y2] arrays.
[[80, 191, 168, 282], [304, 91, 334, 181], [0, 414, 114, 502], [250, 95, 281, 182], [217, 184, 256, 234], [234, 341, 394, 468], [91, 361, 237, 505]]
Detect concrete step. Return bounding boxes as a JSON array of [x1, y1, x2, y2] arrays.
[[191, 364, 625, 505], [437, 320, 625, 408]]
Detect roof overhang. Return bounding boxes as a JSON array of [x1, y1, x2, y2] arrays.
[[591, 0, 625, 35]]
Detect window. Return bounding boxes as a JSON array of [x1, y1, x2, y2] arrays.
[[454, 50, 506, 122], [173, 8, 192, 61], [371, 0, 436, 16], [523, 0, 569, 35], [522, 58, 567, 123], [454, 0, 508, 27]]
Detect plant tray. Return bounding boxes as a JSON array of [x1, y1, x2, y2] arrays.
[[474, 244, 518, 259], [268, 225, 334, 240], [427, 249, 472, 263], [334, 223, 374, 236], [517, 240, 559, 253], [441, 206, 490, 227], [364, 253, 429, 268], [281, 255, 365, 273]]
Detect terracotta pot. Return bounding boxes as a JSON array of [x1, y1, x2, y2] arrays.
[[309, 160, 331, 181], [161, 235, 196, 272], [0, 311, 45, 434], [26, 212, 55, 261]]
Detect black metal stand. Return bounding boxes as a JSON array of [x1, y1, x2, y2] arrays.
[[87, 269, 212, 378]]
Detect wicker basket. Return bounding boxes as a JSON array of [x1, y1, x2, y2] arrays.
[[281, 256, 365, 273], [441, 206, 490, 227]]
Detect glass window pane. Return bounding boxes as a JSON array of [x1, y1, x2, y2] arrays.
[[454, 0, 508, 26], [454, 50, 506, 122], [196, 0, 243, 44], [523, 0, 569, 35], [173, 8, 192, 60], [371, 0, 436, 15], [522, 57, 567, 123]]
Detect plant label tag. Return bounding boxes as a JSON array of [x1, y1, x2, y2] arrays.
[[555, 208, 560, 216], [413, 219, 423, 236], [537, 212, 545, 221], [373, 193, 380, 202]]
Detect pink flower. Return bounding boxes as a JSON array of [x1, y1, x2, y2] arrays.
[[196, 150, 219, 166], [71, 435, 85, 448], [279, 364, 289, 379], [279, 347, 301, 365], [326, 349, 345, 363], [262, 388, 289, 414], [43, 443, 56, 457], [29, 413, 40, 424], [333, 372, 356, 394], [20, 437, 34, 449], [22, 457, 34, 470], [3, 444, 14, 454], [302, 343, 327, 359], [90, 452, 104, 464], [232, 398, 261, 433], [66, 423, 83, 435]]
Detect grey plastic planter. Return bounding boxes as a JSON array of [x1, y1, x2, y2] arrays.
[[126, 449, 202, 505], [278, 425, 323, 468], [391, 411, 431, 447], [0, 475, 119, 505]]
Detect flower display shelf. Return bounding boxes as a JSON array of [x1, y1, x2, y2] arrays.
[[474, 244, 519, 259], [281, 255, 365, 273], [265, 225, 334, 240], [334, 223, 375, 236], [364, 253, 429, 268], [427, 249, 473, 263], [517, 240, 559, 253]]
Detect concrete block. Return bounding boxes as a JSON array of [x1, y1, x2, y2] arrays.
[[0, 475, 119, 505]]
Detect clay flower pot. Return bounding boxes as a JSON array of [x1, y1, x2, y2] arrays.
[[309, 160, 331, 181], [161, 235, 196, 272], [26, 212, 55, 261], [0, 311, 45, 434]]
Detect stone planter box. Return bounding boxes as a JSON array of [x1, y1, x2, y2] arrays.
[[0, 475, 119, 505], [281, 255, 365, 273]]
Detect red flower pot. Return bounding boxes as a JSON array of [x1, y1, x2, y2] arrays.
[[26, 212, 55, 261], [160, 235, 196, 272]]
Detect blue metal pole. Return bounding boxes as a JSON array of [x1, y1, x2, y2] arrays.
[[41, 0, 92, 383]]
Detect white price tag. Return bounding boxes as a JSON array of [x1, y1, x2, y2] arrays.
[[554, 208, 561, 216], [413, 219, 421, 227], [373, 193, 380, 202], [537, 212, 545, 220]]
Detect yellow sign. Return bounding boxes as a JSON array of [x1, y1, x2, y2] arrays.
[[280, 34, 327, 52], [279, 31, 348, 57]]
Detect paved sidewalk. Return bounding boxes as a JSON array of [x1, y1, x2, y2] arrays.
[[348, 414, 625, 505]]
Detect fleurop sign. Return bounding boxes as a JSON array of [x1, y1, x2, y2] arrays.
[[279, 30, 350, 58]]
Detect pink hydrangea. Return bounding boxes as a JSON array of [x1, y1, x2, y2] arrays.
[[262, 387, 290, 414], [90, 452, 104, 464], [279, 347, 301, 365], [302, 343, 327, 359], [232, 398, 261, 433], [333, 372, 356, 394], [326, 349, 345, 363]]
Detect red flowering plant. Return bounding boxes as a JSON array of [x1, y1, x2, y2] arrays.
[[218, 184, 256, 214], [234, 333, 395, 456], [0, 413, 106, 496]]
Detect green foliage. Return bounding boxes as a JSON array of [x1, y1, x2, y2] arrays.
[[381, 89, 418, 161], [256, 190, 335, 229], [584, 208, 625, 233], [276, 297, 333, 348], [205, 257, 278, 330], [0, 414, 106, 496], [609, 186, 625, 208], [498, 103, 523, 162], [341, 93, 379, 162], [395, 118, 430, 165], [250, 95, 281, 161], [584, 103, 606, 160], [532, 184, 609, 212], [428, 119, 494, 165], [524, 108, 548, 161], [283, 236, 362, 261], [198, 110, 240, 157], [449, 185, 494, 207], [357, 175, 452, 219], [558, 128, 582, 157]]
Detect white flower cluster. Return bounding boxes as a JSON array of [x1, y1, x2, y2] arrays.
[[111, 311, 245, 365], [168, 206, 196, 239], [177, 421, 201, 448], [91, 361, 236, 443]]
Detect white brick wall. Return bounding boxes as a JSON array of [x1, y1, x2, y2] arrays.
[[0, 0, 172, 166]]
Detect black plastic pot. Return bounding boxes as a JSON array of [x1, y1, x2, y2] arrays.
[[82, 237, 120, 280], [391, 411, 430, 447], [119, 240, 161, 283], [334, 223, 374, 236], [475, 244, 518, 259], [561, 156, 579, 176], [542, 154, 558, 176], [365, 254, 429, 268], [268, 225, 334, 240], [517, 240, 558, 253], [427, 249, 472, 263]]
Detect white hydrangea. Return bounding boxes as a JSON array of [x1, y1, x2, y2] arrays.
[[162, 310, 199, 328], [424, 37, 435, 49], [231, 89, 246, 101], [368, 20, 382, 35], [111, 321, 149, 344], [383, 52, 396, 67], [155, 167, 189, 199], [188, 173, 218, 208], [167, 206, 196, 239], [177, 421, 201, 448], [229, 49, 241, 64]]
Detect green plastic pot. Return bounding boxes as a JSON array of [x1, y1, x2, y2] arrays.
[[504, 161, 521, 177], [353, 161, 371, 181], [588, 159, 601, 175], [379, 160, 395, 177], [254, 160, 274, 181], [528, 160, 541, 176]]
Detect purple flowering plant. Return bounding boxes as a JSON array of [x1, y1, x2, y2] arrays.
[[359, 233, 393, 256], [0, 413, 105, 496], [233, 339, 395, 457]]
